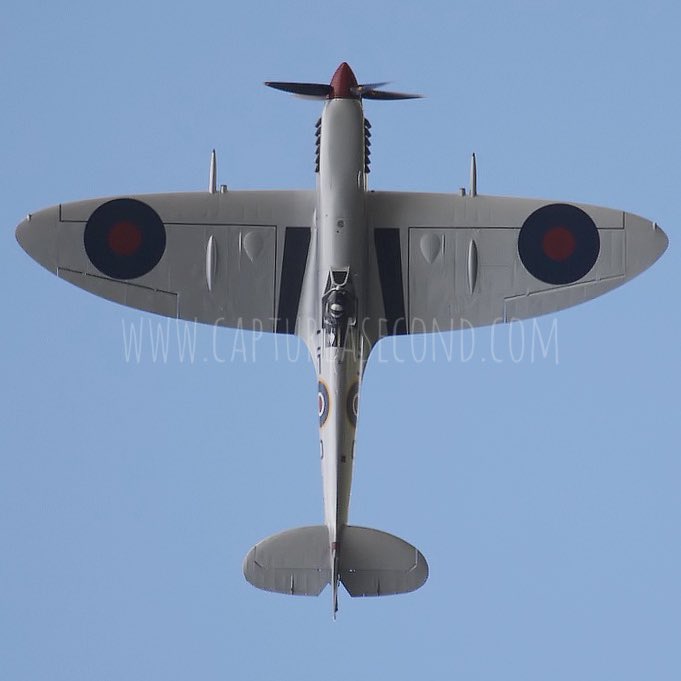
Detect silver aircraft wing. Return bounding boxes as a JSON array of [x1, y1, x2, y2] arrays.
[[16, 191, 315, 334], [366, 192, 668, 339]]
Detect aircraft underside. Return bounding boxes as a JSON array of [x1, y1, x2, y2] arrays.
[[15, 62, 668, 616]]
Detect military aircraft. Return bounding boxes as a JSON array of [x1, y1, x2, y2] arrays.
[[15, 62, 668, 616]]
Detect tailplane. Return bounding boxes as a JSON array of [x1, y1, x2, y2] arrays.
[[243, 525, 428, 604], [243, 525, 331, 596], [338, 526, 428, 596]]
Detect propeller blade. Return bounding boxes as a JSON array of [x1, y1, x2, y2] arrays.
[[265, 82, 332, 97], [361, 89, 423, 100], [352, 81, 391, 95]]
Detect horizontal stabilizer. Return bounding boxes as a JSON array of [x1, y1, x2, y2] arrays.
[[243, 526, 331, 596], [339, 526, 428, 596]]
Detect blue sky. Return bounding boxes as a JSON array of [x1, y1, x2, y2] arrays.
[[2, 1, 680, 679]]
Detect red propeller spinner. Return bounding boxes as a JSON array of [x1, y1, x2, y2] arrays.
[[329, 62, 359, 99]]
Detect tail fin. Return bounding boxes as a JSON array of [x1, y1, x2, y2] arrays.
[[243, 525, 428, 601]]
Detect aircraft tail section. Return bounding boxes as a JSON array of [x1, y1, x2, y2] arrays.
[[243, 525, 331, 596], [339, 526, 428, 596], [243, 525, 428, 600]]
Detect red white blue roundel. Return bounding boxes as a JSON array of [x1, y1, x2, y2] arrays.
[[84, 198, 166, 280], [346, 382, 359, 427], [518, 203, 600, 285], [318, 381, 330, 427]]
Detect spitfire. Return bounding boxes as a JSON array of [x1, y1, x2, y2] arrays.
[[15, 62, 668, 616]]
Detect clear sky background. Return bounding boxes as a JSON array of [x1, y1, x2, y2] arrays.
[[2, 1, 680, 679]]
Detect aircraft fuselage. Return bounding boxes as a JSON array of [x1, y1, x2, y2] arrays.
[[311, 96, 369, 567]]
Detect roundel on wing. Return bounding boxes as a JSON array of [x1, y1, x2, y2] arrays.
[[84, 198, 166, 280], [518, 203, 600, 285]]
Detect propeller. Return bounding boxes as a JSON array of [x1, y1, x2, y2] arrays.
[[351, 81, 390, 94], [266, 63, 422, 101], [357, 88, 422, 100]]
